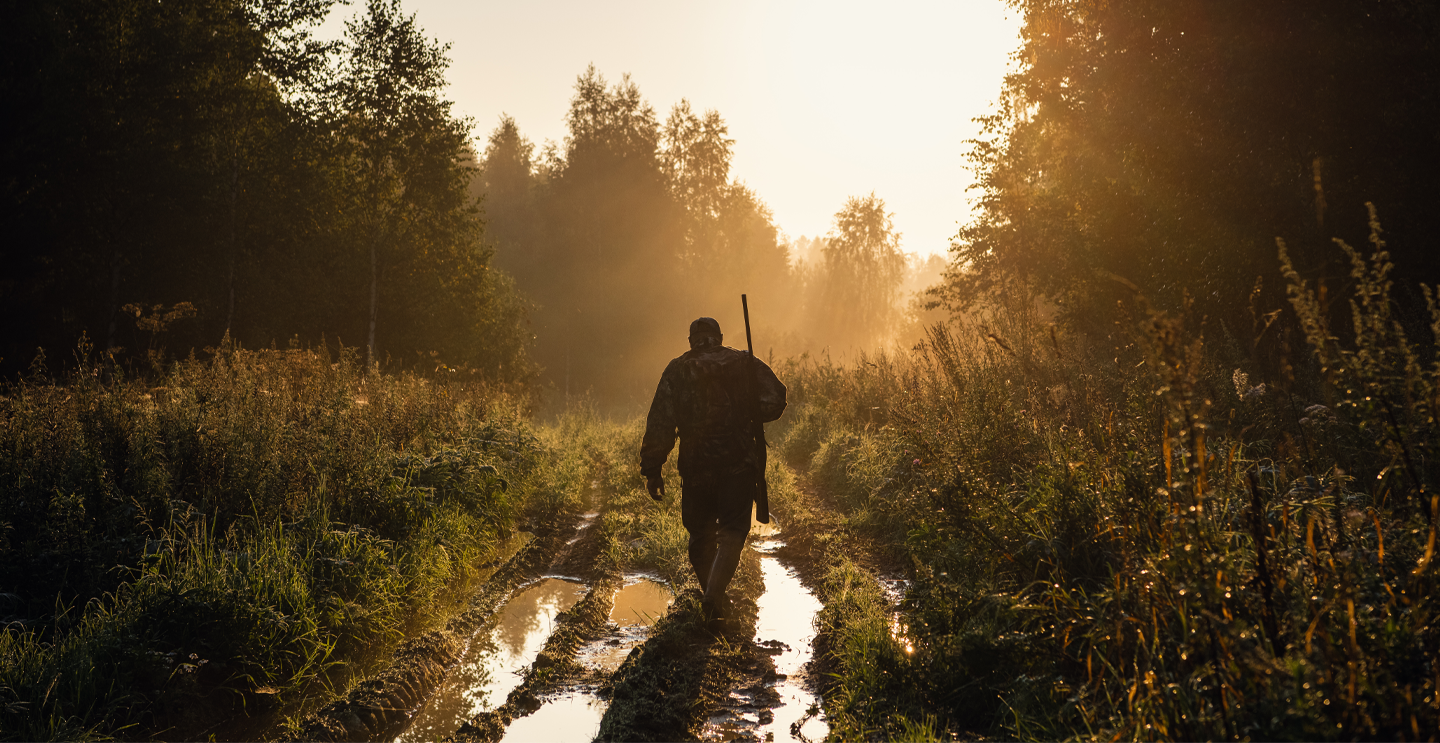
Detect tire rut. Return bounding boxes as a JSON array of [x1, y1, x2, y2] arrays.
[[285, 508, 588, 742]]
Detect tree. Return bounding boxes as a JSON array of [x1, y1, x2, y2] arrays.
[[201, 0, 339, 335], [0, 0, 341, 366], [937, 0, 1440, 334], [336, 0, 469, 366], [477, 115, 541, 288], [661, 101, 792, 322], [662, 100, 733, 233], [0, 0, 533, 384], [529, 66, 685, 401], [811, 194, 906, 351]]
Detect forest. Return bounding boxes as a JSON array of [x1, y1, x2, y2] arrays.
[[2, 0, 1439, 741]]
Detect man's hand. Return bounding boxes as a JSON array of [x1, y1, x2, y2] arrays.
[[646, 475, 666, 501]]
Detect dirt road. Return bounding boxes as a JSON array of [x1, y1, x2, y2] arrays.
[[291, 462, 859, 742]]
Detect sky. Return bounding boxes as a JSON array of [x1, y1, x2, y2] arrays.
[[317, 0, 1023, 258]]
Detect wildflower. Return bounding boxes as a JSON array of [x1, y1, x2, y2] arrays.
[[1233, 369, 1266, 399]]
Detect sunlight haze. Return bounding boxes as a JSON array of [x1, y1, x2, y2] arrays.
[[317, 0, 1022, 257]]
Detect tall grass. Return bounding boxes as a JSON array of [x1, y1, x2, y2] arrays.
[[536, 402, 694, 588], [0, 343, 546, 740], [775, 217, 1439, 740]]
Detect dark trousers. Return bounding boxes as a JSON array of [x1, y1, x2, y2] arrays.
[[680, 469, 752, 595]]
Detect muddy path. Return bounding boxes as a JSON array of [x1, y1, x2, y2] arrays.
[[306, 463, 863, 743], [592, 480, 839, 741], [285, 507, 596, 742], [768, 470, 914, 719], [441, 505, 626, 743]]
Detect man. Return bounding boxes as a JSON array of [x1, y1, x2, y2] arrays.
[[640, 316, 786, 621]]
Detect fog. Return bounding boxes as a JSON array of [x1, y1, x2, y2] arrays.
[[479, 68, 946, 412]]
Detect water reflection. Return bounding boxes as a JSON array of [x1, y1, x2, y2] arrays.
[[754, 553, 827, 742], [497, 692, 606, 743], [879, 579, 913, 655], [397, 578, 585, 742], [611, 578, 672, 627], [577, 577, 673, 673]]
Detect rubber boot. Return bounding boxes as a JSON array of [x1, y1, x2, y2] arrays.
[[702, 530, 746, 620], [689, 526, 719, 595]]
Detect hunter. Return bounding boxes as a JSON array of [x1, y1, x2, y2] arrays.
[[640, 316, 786, 621]]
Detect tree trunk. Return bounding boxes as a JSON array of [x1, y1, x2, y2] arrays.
[[367, 222, 382, 367], [226, 150, 239, 335], [106, 240, 122, 352]]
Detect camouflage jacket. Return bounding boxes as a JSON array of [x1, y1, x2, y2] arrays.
[[640, 345, 786, 480]]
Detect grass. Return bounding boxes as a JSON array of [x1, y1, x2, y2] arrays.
[[6, 212, 1435, 741], [0, 342, 548, 740], [772, 216, 1440, 740], [539, 403, 694, 590]]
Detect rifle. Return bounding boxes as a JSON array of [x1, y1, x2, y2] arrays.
[[741, 294, 771, 524]]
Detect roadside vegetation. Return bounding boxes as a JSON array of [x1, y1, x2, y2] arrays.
[[6, 0, 1440, 740], [0, 343, 550, 740], [771, 224, 1440, 740]]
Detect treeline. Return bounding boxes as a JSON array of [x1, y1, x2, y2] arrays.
[[2, 0, 945, 400], [473, 69, 942, 405], [934, 0, 1440, 337], [772, 2, 1440, 737], [2, 0, 531, 383]]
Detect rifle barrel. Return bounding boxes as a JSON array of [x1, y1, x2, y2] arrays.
[[742, 294, 754, 354]]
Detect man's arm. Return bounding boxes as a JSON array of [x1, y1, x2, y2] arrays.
[[640, 361, 680, 498], [752, 357, 787, 423]]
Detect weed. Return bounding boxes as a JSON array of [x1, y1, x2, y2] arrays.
[[777, 223, 1440, 739], [0, 344, 544, 740]]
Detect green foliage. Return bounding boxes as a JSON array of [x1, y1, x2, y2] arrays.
[[0, 0, 534, 385], [0, 346, 545, 740], [532, 403, 694, 587], [780, 242, 1439, 739], [663, 100, 793, 324], [938, 0, 1440, 333]]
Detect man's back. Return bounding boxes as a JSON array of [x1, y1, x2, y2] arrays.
[[640, 345, 785, 479]]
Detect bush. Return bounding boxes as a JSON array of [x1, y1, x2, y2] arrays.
[[0, 343, 545, 740], [776, 221, 1440, 740]]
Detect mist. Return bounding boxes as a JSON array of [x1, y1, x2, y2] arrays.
[[478, 68, 942, 412]]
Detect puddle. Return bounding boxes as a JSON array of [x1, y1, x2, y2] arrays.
[[704, 547, 826, 740], [611, 577, 673, 627], [397, 578, 586, 742], [498, 578, 672, 739], [497, 691, 606, 743], [577, 577, 673, 673], [754, 553, 827, 741], [879, 577, 910, 605], [878, 579, 914, 655]]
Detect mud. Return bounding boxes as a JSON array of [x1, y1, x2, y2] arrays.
[[290, 469, 853, 743], [287, 509, 591, 742], [596, 549, 769, 741], [575, 577, 674, 674], [495, 691, 607, 742], [445, 508, 623, 743], [765, 473, 912, 738], [399, 578, 587, 742], [696, 531, 829, 743], [752, 547, 827, 741]]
